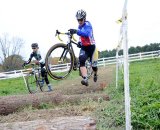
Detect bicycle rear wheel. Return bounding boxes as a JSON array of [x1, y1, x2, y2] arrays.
[[45, 43, 74, 80], [26, 72, 39, 94], [36, 73, 49, 92]]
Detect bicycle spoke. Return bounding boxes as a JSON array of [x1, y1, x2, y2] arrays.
[[26, 73, 39, 93], [45, 44, 73, 79]]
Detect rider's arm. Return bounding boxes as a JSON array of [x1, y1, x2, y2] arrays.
[[25, 53, 33, 64], [77, 24, 92, 37]]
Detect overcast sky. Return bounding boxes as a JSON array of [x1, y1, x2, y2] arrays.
[[0, 0, 160, 59]]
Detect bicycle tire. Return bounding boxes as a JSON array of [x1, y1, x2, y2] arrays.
[[45, 43, 74, 80], [38, 72, 49, 92], [36, 73, 45, 92], [26, 72, 39, 94]]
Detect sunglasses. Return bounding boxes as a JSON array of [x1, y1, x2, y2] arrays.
[[77, 18, 84, 22], [32, 47, 37, 49]]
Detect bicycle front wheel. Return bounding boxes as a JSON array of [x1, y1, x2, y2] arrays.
[[26, 72, 39, 94], [45, 43, 74, 80]]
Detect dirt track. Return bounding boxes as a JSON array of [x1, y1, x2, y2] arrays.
[[0, 66, 115, 129]]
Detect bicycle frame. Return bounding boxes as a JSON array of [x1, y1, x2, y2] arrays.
[[56, 30, 78, 67], [45, 30, 94, 80], [56, 30, 93, 76], [22, 63, 43, 93]]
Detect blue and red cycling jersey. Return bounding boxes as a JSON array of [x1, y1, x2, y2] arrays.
[[77, 21, 96, 46]]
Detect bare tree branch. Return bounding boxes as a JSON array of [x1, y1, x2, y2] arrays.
[[0, 33, 24, 71], [11, 37, 24, 55]]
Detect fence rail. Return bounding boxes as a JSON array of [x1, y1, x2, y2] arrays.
[[0, 50, 160, 80]]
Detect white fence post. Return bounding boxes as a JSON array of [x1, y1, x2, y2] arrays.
[[66, 63, 70, 70], [139, 52, 142, 60], [103, 58, 105, 67], [116, 51, 119, 89], [122, 0, 131, 129], [21, 70, 28, 89]]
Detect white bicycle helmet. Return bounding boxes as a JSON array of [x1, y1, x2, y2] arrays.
[[76, 9, 86, 20]]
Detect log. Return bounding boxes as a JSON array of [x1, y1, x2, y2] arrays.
[[0, 116, 96, 130], [0, 93, 109, 115]]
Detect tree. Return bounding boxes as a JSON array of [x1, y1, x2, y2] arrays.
[[136, 46, 142, 53], [129, 46, 136, 54], [0, 64, 2, 72], [2, 55, 24, 71], [0, 33, 24, 71], [99, 43, 160, 58]]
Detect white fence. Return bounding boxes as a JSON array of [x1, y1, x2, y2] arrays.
[[0, 50, 159, 80]]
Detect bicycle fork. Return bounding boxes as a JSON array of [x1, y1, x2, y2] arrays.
[[58, 47, 68, 63], [58, 45, 78, 70]]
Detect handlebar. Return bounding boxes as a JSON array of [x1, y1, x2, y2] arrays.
[[55, 30, 77, 42], [23, 63, 40, 69]]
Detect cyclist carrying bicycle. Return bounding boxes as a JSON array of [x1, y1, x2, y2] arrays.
[[23, 43, 53, 92], [69, 9, 98, 86]]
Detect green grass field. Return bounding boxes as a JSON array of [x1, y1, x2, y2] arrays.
[[0, 70, 79, 96], [130, 59, 160, 129], [0, 77, 27, 96], [96, 58, 160, 130]]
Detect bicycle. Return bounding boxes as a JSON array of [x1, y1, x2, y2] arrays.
[[22, 63, 48, 93], [45, 30, 93, 80]]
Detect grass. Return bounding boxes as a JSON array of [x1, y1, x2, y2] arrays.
[[95, 83, 125, 130], [0, 70, 79, 96], [0, 77, 27, 96], [95, 58, 160, 130], [130, 59, 160, 129]]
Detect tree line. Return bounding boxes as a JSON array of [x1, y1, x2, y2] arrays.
[[0, 34, 24, 72], [0, 33, 160, 72], [99, 43, 160, 58]]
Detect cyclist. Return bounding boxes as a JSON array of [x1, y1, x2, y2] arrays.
[[69, 9, 98, 86], [23, 43, 53, 92]]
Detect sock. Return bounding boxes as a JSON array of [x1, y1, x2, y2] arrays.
[[47, 84, 52, 90], [82, 76, 88, 81]]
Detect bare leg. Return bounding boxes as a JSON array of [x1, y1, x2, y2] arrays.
[[80, 66, 87, 78]]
